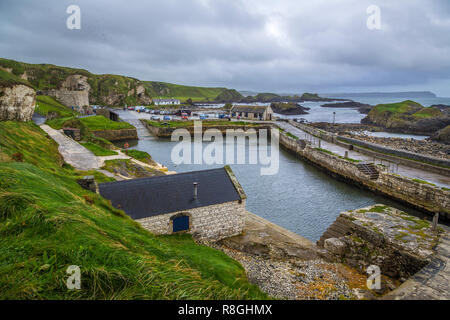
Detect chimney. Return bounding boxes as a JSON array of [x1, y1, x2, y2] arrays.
[[193, 182, 198, 200]]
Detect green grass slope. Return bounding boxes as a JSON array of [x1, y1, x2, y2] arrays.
[[35, 95, 76, 118], [1, 58, 232, 105], [0, 121, 266, 299], [143, 81, 226, 102]]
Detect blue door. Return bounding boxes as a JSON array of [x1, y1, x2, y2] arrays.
[[173, 216, 189, 233]]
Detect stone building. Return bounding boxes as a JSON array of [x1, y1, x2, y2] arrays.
[[96, 108, 119, 121], [230, 105, 274, 121], [98, 167, 247, 241]]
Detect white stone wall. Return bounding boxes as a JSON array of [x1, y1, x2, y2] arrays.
[[136, 200, 246, 241]]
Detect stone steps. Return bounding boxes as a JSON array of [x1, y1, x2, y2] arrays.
[[317, 216, 352, 247], [356, 163, 379, 180]]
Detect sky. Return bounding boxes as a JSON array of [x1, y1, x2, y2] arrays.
[[1, 0, 450, 96]]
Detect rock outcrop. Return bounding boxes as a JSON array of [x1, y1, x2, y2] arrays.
[[362, 100, 450, 135], [319, 205, 438, 281], [0, 84, 36, 121], [270, 102, 309, 115], [431, 125, 450, 145], [44, 75, 90, 107]]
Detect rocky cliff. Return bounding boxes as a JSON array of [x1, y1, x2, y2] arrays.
[[0, 58, 153, 107], [0, 83, 36, 121]]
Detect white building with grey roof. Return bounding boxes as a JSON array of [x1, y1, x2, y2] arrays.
[[98, 166, 247, 241]]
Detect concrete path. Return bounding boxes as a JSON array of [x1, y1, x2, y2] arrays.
[[383, 226, 450, 300], [40, 124, 129, 170], [40, 124, 171, 178], [277, 122, 450, 187], [40, 124, 101, 170]]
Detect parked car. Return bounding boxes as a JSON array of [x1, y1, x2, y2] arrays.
[[127, 106, 135, 111], [163, 116, 172, 121], [199, 115, 206, 120], [151, 116, 160, 121]]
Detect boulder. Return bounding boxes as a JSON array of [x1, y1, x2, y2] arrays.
[[0, 84, 36, 121], [324, 237, 346, 255]]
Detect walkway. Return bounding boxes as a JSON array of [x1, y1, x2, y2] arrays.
[[40, 124, 130, 170], [277, 122, 450, 187]]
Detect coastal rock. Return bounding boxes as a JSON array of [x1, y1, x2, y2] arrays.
[[319, 205, 438, 279], [324, 238, 346, 255], [270, 102, 309, 115], [431, 125, 450, 145], [0, 84, 36, 121], [361, 100, 450, 135]]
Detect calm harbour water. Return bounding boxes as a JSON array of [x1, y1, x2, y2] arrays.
[[118, 113, 428, 242]]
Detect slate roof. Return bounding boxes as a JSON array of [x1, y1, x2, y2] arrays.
[[231, 105, 269, 113], [98, 167, 243, 220]]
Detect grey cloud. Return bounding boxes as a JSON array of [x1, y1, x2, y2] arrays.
[[1, 0, 450, 95]]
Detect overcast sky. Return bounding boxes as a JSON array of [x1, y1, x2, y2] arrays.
[[1, 0, 450, 96]]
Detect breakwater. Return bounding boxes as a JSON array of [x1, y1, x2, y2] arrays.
[[290, 121, 450, 176], [277, 128, 450, 219], [141, 119, 272, 138]]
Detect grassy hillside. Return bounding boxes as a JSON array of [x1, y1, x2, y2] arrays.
[[35, 95, 76, 118], [0, 68, 32, 87], [0, 121, 267, 299], [143, 81, 226, 102], [0, 58, 234, 105]]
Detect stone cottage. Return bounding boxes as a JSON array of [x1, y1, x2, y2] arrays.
[[230, 105, 274, 121], [98, 167, 247, 241]]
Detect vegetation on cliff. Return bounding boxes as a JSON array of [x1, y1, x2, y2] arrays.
[[144, 81, 226, 102], [214, 89, 244, 102], [0, 58, 244, 106], [362, 100, 450, 134], [0, 121, 267, 299], [0, 68, 32, 88]]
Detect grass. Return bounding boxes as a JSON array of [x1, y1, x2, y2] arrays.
[[80, 142, 118, 156], [143, 81, 226, 102], [412, 179, 436, 187], [124, 149, 153, 164], [372, 100, 422, 114], [35, 96, 76, 118], [79, 116, 134, 131], [412, 107, 442, 119], [0, 121, 267, 299], [0, 68, 32, 87]]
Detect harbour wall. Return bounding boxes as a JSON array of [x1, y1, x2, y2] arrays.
[[289, 121, 450, 176], [277, 130, 450, 219]]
